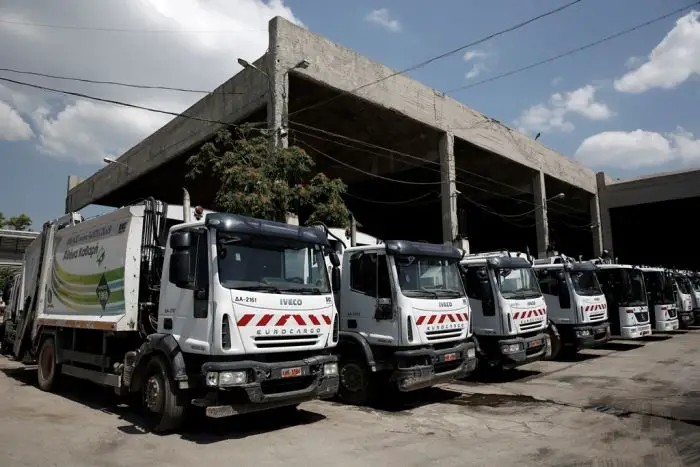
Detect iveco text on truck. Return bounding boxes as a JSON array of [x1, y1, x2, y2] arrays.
[[591, 259, 652, 339], [639, 266, 679, 331], [459, 251, 547, 370], [322, 227, 477, 405], [7, 195, 340, 432], [532, 255, 610, 359]]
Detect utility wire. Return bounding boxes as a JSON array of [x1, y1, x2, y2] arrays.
[[287, 0, 585, 118], [0, 67, 246, 95], [0, 76, 269, 131], [0, 18, 267, 33], [447, 2, 700, 93], [343, 191, 439, 205]]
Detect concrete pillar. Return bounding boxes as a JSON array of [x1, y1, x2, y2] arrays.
[[533, 171, 549, 259], [267, 18, 289, 149], [595, 172, 614, 254], [439, 132, 458, 245], [590, 193, 603, 257], [65, 175, 85, 214]]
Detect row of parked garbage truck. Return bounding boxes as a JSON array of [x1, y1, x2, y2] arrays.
[[0, 192, 696, 432]]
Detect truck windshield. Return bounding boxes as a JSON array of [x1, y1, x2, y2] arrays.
[[394, 255, 465, 298], [690, 276, 700, 292], [569, 270, 603, 296], [598, 268, 646, 306], [495, 267, 541, 299], [642, 271, 675, 305], [216, 233, 330, 294], [676, 277, 691, 295]]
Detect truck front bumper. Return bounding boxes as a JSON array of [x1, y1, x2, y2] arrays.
[[678, 311, 693, 328], [620, 324, 652, 339], [572, 322, 611, 348], [391, 341, 477, 392], [498, 333, 547, 369], [192, 354, 339, 418], [656, 319, 679, 332]]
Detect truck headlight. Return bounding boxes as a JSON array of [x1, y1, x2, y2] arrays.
[[467, 348, 476, 359], [206, 370, 248, 387], [323, 362, 338, 376], [576, 329, 591, 337], [501, 343, 522, 354]]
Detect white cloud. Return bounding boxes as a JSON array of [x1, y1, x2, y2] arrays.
[[551, 76, 563, 86], [463, 50, 488, 61], [466, 63, 488, 80], [515, 85, 613, 133], [364, 8, 401, 33], [463, 49, 491, 81], [574, 127, 700, 169], [0, 100, 33, 141], [615, 11, 700, 93], [0, 0, 302, 164]]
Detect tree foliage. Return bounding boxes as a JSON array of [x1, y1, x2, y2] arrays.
[[0, 267, 16, 293], [186, 127, 349, 227], [0, 212, 32, 231]]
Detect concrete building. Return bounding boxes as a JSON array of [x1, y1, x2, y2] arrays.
[[66, 16, 608, 258], [0, 229, 39, 271]]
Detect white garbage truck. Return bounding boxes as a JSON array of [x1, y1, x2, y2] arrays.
[[458, 251, 548, 370], [588, 259, 651, 339], [688, 272, 700, 324], [670, 270, 694, 328], [639, 266, 679, 331], [320, 226, 477, 405], [8, 195, 340, 432], [532, 255, 611, 358]]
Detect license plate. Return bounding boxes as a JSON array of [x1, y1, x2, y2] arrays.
[[443, 352, 457, 362], [641, 330, 651, 336], [281, 367, 302, 378], [528, 339, 542, 349]]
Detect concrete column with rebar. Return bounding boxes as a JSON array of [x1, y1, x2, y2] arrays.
[[439, 132, 458, 245], [533, 171, 549, 259]]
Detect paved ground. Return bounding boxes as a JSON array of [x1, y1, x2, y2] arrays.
[[2, 330, 700, 466]]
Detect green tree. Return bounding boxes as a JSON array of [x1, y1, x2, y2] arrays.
[[6, 214, 32, 231], [186, 127, 349, 227], [0, 212, 5, 229], [0, 267, 16, 292]]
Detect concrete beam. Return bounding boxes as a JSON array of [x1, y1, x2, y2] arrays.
[[439, 132, 458, 245], [604, 167, 700, 209], [65, 57, 270, 212], [533, 171, 548, 259], [273, 17, 596, 194], [590, 194, 603, 257], [65, 175, 85, 213]]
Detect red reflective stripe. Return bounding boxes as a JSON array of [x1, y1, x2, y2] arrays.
[[463, 313, 469, 321], [257, 314, 273, 326], [293, 315, 306, 325], [309, 315, 320, 326], [438, 314, 446, 324], [237, 314, 254, 326], [427, 315, 436, 325], [275, 314, 291, 326], [322, 315, 331, 325], [416, 316, 426, 325], [455, 314, 463, 322]]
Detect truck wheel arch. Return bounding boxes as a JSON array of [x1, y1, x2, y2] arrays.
[[130, 333, 187, 393], [337, 332, 376, 369]]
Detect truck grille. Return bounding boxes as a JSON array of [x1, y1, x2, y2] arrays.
[[589, 312, 606, 321], [425, 329, 463, 341], [634, 311, 649, 323], [668, 309, 677, 319], [253, 334, 320, 349], [520, 321, 544, 331]]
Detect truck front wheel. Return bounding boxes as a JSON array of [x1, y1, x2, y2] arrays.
[[37, 337, 60, 392], [142, 355, 186, 433], [338, 359, 375, 406], [545, 325, 562, 360]]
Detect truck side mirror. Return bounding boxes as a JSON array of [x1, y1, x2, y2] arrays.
[[374, 297, 393, 320], [329, 251, 340, 268], [331, 267, 341, 292], [169, 249, 194, 288], [558, 285, 571, 309]]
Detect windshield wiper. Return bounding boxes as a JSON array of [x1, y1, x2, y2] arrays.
[[236, 285, 282, 293], [284, 287, 324, 295], [430, 288, 463, 298]]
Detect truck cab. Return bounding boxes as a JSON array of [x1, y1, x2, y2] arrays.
[[533, 256, 611, 358], [592, 261, 651, 339], [688, 272, 700, 324], [459, 251, 547, 370], [327, 229, 477, 405], [639, 266, 679, 331], [670, 271, 694, 328]]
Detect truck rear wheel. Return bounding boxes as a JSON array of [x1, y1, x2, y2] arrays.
[[142, 355, 185, 433], [37, 337, 60, 392], [545, 326, 562, 360], [338, 359, 375, 406]]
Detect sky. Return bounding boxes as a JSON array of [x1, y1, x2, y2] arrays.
[[1, 0, 699, 229]]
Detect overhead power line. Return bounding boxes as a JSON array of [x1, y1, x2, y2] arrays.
[[0, 67, 245, 95], [0, 18, 267, 33], [287, 0, 585, 118], [0, 76, 267, 130], [447, 1, 700, 93]]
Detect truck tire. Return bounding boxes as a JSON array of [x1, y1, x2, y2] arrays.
[[142, 355, 186, 433], [37, 337, 61, 392], [338, 358, 376, 406], [545, 326, 562, 360]]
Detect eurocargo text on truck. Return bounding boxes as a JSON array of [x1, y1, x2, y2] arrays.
[[459, 250, 547, 371], [7, 193, 341, 432], [320, 225, 477, 405], [532, 255, 611, 359]]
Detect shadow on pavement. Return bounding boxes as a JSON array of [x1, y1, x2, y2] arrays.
[[596, 342, 645, 352], [640, 335, 673, 342], [0, 364, 326, 444], [555, 351, 603, 363]]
